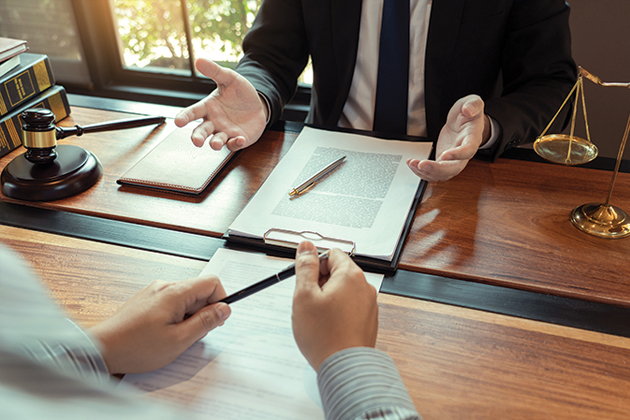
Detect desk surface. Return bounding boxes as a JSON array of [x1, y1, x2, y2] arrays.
[[2, 224, 628, 420], [1, 106, 628, 308]]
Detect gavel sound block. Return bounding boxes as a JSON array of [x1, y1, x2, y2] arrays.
[[1, 108, 165, 201]]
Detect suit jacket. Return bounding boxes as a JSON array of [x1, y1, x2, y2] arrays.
[[236, 0, 577, 160]]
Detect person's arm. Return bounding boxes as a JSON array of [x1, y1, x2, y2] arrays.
[[0, 244, 212, 420], [235, 0, 310, 127], [175, 0, 308, 151], [483, 0, 576, 161], [292, 241, 421, 420], [318, 348, 421, 420], [408, 0, 575, 182], [90, 275, 230, 374]]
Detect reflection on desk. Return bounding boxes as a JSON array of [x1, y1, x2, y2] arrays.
[[0, 106, 628, 308], [1, 225, 629, 420]]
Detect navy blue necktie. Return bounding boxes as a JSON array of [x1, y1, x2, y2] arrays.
[[373, 0, 410, 135]]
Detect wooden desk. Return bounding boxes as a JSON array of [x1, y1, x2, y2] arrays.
[[0, 107, 295, 236], [2, 225, 628, 420], [401, 158, 630, 307], [1, 106, 628, 308]]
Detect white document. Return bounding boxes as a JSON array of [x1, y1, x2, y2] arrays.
[[121, 248, 384, 419], [227, 126, 432, 261]]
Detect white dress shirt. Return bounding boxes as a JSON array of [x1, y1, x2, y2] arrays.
[[339, 0, 499, 149], [340, 0, 432, 137]]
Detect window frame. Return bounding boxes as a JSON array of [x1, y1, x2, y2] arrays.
[[68, 0, 310, 119]]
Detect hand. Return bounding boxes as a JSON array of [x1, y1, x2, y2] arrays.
[[174, 57, 267, 151], [291, 241, 378, 371], [407, 94, 491, 182], [90, 276, 231, 375]]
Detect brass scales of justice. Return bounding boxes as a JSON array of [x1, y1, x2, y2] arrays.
[[533, 66, 630, 239]]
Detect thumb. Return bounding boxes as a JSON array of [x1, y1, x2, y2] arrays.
[[180, 302, 231, 344], [294, 241, 321, 294], [461, 95, 484, 119], [195, 57, 236, 88]]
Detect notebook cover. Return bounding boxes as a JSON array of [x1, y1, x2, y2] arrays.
[[117, 126, 235, 195]]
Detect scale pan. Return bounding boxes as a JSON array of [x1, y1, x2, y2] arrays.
[[533, 134, 598, 165]]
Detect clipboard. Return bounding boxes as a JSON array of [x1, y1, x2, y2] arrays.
[[224, 178, 427, 273], [223, 125, 432, 274]]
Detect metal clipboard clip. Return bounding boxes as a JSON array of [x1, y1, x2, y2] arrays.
[[263, 228, 356, 256]]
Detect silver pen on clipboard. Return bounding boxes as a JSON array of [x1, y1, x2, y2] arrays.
[[288, 155, 347, 197]]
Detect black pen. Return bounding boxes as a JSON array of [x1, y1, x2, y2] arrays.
[[219, 251, 330, 304]]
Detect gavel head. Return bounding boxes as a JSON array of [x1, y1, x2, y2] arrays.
[[20, 108, 58, 164]]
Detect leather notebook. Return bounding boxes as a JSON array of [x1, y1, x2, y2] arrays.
[[117, 126, 235, 195]]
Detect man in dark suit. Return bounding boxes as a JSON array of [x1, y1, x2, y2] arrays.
[[175, 0, 576, 182]]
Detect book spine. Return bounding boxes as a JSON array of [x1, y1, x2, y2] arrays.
[[0, 85, 70, 159], [0, 55, 55, 117]]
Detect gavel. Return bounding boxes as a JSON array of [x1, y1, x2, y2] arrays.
[[21, 108, 166, 164], [1, 108, 166, 201]]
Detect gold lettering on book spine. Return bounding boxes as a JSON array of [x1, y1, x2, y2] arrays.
[[33, 61, 51, 92], [0, 129, 8, 149], [7, 118, 21, 148], [48, 92, 65, 119]]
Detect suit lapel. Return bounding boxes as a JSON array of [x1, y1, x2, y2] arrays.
[[424, 0, 466, 138], [329, 0, 363, 125]]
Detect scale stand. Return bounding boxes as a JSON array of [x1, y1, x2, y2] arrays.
[[533, 67, 630, 239]]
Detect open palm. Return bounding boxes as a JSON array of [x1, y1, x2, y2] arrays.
[[175, 58, 267, 151]]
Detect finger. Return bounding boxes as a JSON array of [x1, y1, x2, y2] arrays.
[[446, 95, 484, 131], [325, 248, 352, 276], [461, 96, 484, 119], [210, 132, 228, 150], [437, 137, 479, 161], [414, 159, 467, 182], [196, 57, 238, 88], [225, 136, 248, 151], [178, 275, 227, 309], [190, 121, 216, 147], [294, 241, 321, 295], [406, 159, 426, 179], [320, 248, 363, 294], [174, 111, 190, 128], [180, 302, 231, 344], [175, 102, 211, 128]]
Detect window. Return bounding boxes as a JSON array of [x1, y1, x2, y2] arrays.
[[0, 0, 310, 120], [0, 0, 91, 85], [113, 0, 259, 75], [110, 0, 312, 84]]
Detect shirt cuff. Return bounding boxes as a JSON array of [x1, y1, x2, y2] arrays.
[[478, 115, 501, 150], [258, 91, 272, 125], [317, 347, 420, 420], [63, 319, 111, 384]]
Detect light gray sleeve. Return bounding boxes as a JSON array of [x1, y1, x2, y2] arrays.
[[317, 347, 422, 420], [19, 318, 111, 385], [0, 244, 195, 420]]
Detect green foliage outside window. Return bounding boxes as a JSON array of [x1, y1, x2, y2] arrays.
[[113, 0, 262, 71]]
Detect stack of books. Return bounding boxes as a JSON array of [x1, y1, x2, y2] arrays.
[[0, 37, 71, 158]]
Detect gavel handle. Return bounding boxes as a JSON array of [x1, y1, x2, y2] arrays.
[[56, 115, 166, 139]]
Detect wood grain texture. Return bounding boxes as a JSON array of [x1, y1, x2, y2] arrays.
[[2, 225, 628, 420], [0, 107, 296, 236], [401, 158, 630, 306], [1, 106, 628, 307], [377, 293, 630, 420], [0, 225, 206, 327]]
